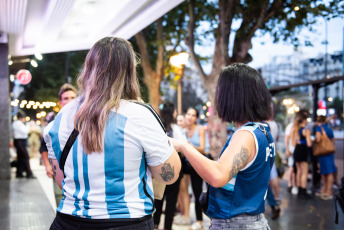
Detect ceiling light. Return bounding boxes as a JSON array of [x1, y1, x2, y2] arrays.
[[30, 60, 38, 67], [35, 53, 43, 60]]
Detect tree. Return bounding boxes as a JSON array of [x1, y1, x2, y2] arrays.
[[133, 3, 189, 110], [184, 0, 343, 157]]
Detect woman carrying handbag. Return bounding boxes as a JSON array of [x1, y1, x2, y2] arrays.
[[314, 115, 337, 200]]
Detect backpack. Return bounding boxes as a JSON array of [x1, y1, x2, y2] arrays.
[[335, 177, 344, 224]]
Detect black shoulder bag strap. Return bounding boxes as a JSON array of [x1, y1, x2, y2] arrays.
[[133, 102, 167, 212], [133, 102, 166, 133], [60, 128, 79, 175]]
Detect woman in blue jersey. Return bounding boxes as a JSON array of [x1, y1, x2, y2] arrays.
[[314, 115, 336, 200], [44, 37, 181, 230], [291, 111, 312, 199], [171, 63, 274, 230]]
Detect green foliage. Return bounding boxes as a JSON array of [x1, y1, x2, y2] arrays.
[[25, 51, 87, 102]]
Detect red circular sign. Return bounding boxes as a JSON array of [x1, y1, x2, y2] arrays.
[[16, 69, 32, 85]]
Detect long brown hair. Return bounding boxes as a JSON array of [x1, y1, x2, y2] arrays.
[[74, 37, 141, 153], [291, 111, 308, 146]]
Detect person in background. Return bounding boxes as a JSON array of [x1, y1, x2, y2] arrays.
[[177, 114, 186, 128], [314, 115, 337, 200], [291, 111, 312, 200], [184, 107, 206, 230], [154, 102, 186, 230], [175, 113, 191, 226], [172, 63, 274, 230], [44, 37, 181, 229], [40, 83, 77, 207], [285, 117, 297, 195], [12, 110, 34, 178], [28, 121, 42, 157], [266, 110, 281, 220]]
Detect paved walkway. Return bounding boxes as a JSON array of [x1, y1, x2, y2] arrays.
[[0, 155, 343, 230]]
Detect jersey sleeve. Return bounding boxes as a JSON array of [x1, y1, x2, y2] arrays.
[[137, 108, 174, 167], [43, 121, 57, 160]]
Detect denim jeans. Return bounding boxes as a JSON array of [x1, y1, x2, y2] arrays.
[[210, 213, 270, 230]]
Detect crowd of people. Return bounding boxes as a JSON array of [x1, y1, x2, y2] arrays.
[[9, 37, 339, 230]]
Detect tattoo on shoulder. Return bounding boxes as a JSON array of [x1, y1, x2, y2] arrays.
[[49, 159, 57, 178], [160, 163, 175, 182], [229, 146, 249, 180]]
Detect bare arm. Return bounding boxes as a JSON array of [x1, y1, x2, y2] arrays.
[[48, 158, 64, 189], [148, 149, 181, 185], [42, 151, 53, 178], [284, 132, 291, 157], [303, 129, 312, 147], [172, 130, 255, 188], [192, 126, 206, 154]]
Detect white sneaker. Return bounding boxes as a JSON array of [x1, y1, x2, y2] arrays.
[[174, 216, 190, 225], [189, 222, 203, 230], [291, 187, 298, 195]]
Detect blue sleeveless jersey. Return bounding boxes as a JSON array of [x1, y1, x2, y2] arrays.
[[206, 122, 275, 219]]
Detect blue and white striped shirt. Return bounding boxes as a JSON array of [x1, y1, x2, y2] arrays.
[[44, 98, 173, 219]]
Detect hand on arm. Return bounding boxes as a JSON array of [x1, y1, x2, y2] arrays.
[[42, 151, 53, 178], [48, 158, 64, 189], [171, 130, 254, 188]]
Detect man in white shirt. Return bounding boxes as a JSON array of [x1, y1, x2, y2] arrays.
[[40, 83, 77, 207], [12, 110, 34, 178]]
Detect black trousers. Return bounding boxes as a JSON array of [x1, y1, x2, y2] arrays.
[[13, 139, 32, 177], [50, 212, 154, 230], [189, 166, 203, 221], [153, 171, 182, 230]]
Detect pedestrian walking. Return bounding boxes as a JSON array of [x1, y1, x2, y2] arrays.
[[154, 102, 186, 230], [291, 111, 312, 199], [12, 110, 35, 178], [44, 37, 181, 229], [40, 83, 77, 207], [172, 63, 274, 229], [314, 115, 337, 200]]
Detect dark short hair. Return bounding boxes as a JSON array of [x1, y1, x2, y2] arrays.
[[316, 115, 326, 123], [215, 63, 272, 123], [58, 83, 77, 100], [17, 110, 26, 119], [160, 102, 175, 133]]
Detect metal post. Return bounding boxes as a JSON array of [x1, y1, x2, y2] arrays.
[[312, 84, 319, 122], [177, 66, 184, 115], [0, 41, 11, 179], [324, 17, 328, 115]]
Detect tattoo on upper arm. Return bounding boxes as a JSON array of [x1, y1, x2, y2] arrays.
[[160, 163, 175, 182], [49, 159, 57, 178], [229, 146, 249, 180]]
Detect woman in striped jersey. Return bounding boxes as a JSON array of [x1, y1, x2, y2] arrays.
[[44, 37, 181, 230]]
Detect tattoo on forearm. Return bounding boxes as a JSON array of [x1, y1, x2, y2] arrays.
[[229, 146, 249, 180], [160, 163, 175, 182], [49, 159, 57, 178]]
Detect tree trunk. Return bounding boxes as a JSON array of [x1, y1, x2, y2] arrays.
[[145, 71, 162, 111]]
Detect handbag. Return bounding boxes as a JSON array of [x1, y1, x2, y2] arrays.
[[313, 127, 335, 157], [199, 182, 210, 215]]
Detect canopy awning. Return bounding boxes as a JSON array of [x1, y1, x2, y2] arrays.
[[0, 0, 184, 56]]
